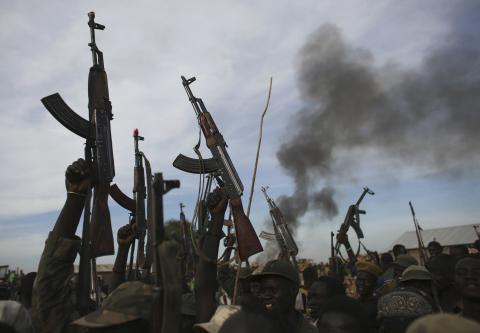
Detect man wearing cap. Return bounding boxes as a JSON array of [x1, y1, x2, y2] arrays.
[[355, 261, 383, 330], [399, 265, 435, 301], [250, 259, 317, 333]]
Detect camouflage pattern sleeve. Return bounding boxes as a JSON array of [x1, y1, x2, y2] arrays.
[[31, 231, 82, 333]]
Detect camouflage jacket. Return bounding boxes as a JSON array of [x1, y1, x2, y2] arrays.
[[31, 231, 83, 333]]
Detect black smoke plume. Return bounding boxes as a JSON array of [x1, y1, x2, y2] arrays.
[[276, 20, 480, 228]]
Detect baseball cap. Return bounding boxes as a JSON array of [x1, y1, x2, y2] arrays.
[[72, 281, 153, 328], [356, 261, 383, 277], [393, 254, 418, 268], [250, 260, 300, 286], [400, 265, 432, 282]]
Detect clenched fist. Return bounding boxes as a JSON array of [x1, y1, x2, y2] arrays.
[[65, 158, 91, 194]]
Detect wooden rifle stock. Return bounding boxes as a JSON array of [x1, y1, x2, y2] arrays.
[[230, 197, 263, 260]]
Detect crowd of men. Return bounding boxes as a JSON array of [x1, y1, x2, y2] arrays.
[[1, 158, 480, 333]]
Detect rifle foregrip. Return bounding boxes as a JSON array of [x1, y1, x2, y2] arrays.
[[229, 197, 263, 260], [172, 154, 219, 174]]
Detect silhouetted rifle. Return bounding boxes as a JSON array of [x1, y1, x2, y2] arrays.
[[133, 129, 147, 276], [409, 201, 428, 265], [179, 203, 196, 290], [109, 183, 137, 279], [259, 186, 298, 267], [109, 129, 153, 280], [173, 76, 263, 261], [150, 173, 181, 333], [40, 12, 115, 314], [333, 187, 374, 266]]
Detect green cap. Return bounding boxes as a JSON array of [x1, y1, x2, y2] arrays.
[[394, 254, 418, 268], [401, 265, 432, 282], [250, 260, 300, 286], [72, 281, 153, 328], [356, 261, 383, 277]]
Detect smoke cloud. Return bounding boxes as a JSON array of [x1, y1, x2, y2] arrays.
[[276, 22, 480, 227]]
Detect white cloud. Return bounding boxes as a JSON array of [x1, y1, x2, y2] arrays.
[[0, 0, 478, 269]]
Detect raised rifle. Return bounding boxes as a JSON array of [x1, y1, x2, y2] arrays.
[[40, 12, 115, 313], [409, 201, 428, 265], [334, 187, 374, 264], [173, 76, 263, 261], [150, 173, 181, 333], [133, 129, 147, 277], [259, 186, 298, 267]]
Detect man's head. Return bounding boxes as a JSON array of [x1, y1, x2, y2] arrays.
[[380, 253, 394, 271], [355, 262, 382, 298], [308, 276, 345, 319], [377, 288, 434, 333], [427, 241, 442, 257], [72, 281, 153, 332], [455, 255, 480, 301], [316, 295, 369, 333], [392, 244, 407, 258], [250, 260, 299, 314], [217, 309, 281, 333]]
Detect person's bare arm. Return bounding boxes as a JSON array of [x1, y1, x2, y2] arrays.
[[111, 224, 136, 290], [52, 158, 91, 238], [195, 188, 228, 323]]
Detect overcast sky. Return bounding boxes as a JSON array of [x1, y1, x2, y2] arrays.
[[1, 1, 479, 272]]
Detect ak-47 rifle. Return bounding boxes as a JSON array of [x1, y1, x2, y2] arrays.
[[259, 186, 298, 267], [150, 173, 181, 333], [41, 12, 115, 314], [409, 201, 428, 265], [173, 76, 263, 261], [133, 129, 147, 276], [109, 129, 153, 280], [333, 187, 374, 266]]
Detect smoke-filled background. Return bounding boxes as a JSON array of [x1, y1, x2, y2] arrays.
[[2, 1, 480, 270], [275, 21, 480, 234]]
